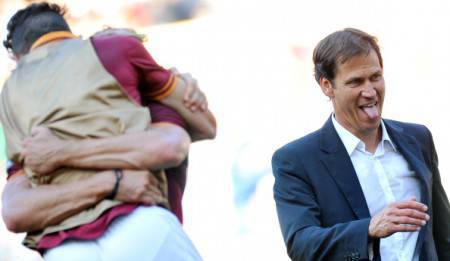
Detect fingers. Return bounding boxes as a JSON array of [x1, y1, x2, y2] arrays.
[[394, 199, 428, 212], [394, 208, 430, 221], [30, 125, 48, 137], [186, 85, 201, 111], [23, 158, 42, 176], [390, 215, 426, 227], [119, 170, 166, 205], [174, 70, 208, 112], [131, 183, 164, 205], [181, 73, 195, 101], [372, 222, 421, 237], [146, 173, 160, 186], [141, 185, 165, 205], [369, 198, 429, 238], [24, 126, 52, 144], [389, 200, 429, 226], [184, 79, 207, 112], [390, 224, 421, 233], [21, 134, 35, 149], [30, 126, 41, 137], [201, 97, 208, 111]]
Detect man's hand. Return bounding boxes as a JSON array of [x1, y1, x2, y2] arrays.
[[369, 198, 429, 238], [171, 68, 207, 112], [21, 126, 67, 175], [114, 170, 165, 205]]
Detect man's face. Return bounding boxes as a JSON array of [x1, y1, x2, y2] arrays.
[[321, 49, 385, 139]]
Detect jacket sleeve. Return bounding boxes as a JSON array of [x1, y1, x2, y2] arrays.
[[426, 128, 450, 260], [272, 148, 373, 261]]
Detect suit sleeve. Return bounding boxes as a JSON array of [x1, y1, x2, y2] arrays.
[[272, 148, 373, 261], [426, 128, 450, 260]]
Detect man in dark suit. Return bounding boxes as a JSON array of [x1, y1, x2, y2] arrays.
[[272, 28, 450, 260]]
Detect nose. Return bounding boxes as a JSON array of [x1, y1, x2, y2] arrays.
[[361, 84, 376, 98]]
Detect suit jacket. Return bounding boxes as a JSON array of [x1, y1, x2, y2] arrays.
[[272, 117, 450, 260]]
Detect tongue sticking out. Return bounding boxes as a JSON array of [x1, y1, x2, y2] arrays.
[[362, 106, 379, 120]]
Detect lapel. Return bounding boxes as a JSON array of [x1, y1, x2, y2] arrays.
[[383, 120, 432, 257], [383, 120, 431, 205], [318, 116, 371, 219]]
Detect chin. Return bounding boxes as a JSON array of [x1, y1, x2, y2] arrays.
[[363, 121, 381, 132]]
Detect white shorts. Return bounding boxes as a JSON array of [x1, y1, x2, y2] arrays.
[[44, 206, 202, 261]]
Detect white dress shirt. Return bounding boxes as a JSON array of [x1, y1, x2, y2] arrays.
[[332, 116, 421, 261]]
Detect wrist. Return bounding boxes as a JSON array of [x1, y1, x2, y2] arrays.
[[368, 225, 374, 239], [368, 219, 378, 239], [106, 169, 123, 200], [55, 139, 74, 167], [92, 170, 116, 199]]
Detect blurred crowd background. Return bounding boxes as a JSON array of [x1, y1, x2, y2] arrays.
[[0, 0, 449, 260]]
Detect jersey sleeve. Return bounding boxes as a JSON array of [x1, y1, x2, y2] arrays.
[[125, 37, 177, 100], [147, 102, 187, 129]]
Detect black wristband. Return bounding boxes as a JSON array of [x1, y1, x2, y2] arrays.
[[106, 169, 123, 200]]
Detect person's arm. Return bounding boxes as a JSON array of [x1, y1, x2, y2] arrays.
[[121, 36, 216, 141], [272, 149, 372, 260], [426, 128, 450, 260], [272, 147, 428, 261], [2, 169, 164, 233], [158, 72, 217, 141], [22, 123, 190, 175]]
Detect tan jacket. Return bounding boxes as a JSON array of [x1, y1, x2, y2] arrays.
[[0, 37, 168, 248]]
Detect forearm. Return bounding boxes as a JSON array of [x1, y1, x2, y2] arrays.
[[2, 170, 113, 232], [59, 124, 190, 171], [161, 77, 217, 141]]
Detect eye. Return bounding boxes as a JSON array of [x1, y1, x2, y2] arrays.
[[370, 74, 382, 81], [346, 78, 362, 87]]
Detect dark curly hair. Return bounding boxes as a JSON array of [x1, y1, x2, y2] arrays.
[[313, 28, 383, 84], [3, 2, 70, 56]]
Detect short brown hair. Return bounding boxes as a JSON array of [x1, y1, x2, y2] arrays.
[[313, 28, 383, 84]]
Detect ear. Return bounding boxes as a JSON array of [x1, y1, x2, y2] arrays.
[[319, 77, 334, 99]]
